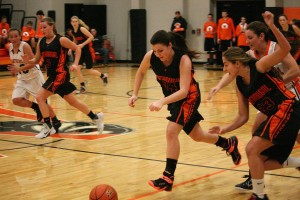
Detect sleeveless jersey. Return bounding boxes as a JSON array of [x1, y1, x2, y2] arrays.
[[279, 24, 300, 57], [236, 60, 295, 116], [150, 49, 200, 108], [39, 34, 70, 87], [72, 25, 88, 45], [9, 41, 40, 80], [248, 40, 300, 99]]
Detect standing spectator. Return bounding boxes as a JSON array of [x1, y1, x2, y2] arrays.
[[170, 11, 187, 38], [235, 16, 249, 52], [90, 28, 109, 65], [21, 21, 36, 52], [0, 16, 10, 47], [217, 9, 235, 54], [35, 10, 45, 42], [70, 16, 108, 94], [203, 13, 217, 65]]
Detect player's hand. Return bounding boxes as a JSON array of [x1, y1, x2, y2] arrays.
[[7, 64, 18, 76], [128, 95, 138, 107], [207, 86, 220, 100], [69, 64, 78, 72], [262, 11, 274, 27], [208, 126, 225, 134], [149, 100, 163, 111]]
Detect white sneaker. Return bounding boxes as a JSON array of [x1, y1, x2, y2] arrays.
[[35, 123, 56, 139], [94, 112, 104, 133]]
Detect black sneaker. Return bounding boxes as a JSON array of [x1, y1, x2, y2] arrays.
[[248, 193, 269, 200], [101, 73, 108, 86], [53, 120, 62, 133], [235, 175, 252, 191], [296, 166, 300, 172], [34, 107, 43, 122], [148, 173, 174, 192], [76, 86, 86, 94], [225, 136, 241, 165]]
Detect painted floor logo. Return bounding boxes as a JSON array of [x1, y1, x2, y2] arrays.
[[0, 121, 133, 140]]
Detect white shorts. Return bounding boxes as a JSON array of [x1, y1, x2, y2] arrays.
[[12, 72, 44, 102]]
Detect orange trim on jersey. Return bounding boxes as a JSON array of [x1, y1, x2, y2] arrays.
[[264, 100, 293, 142], [175, 81, 199, 125], [254, 40, 271, 59], [266, 74, 296, 99], [53, 48, 67, 92]]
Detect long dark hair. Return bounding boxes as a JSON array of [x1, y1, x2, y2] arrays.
[[150, 30, 201, 59]]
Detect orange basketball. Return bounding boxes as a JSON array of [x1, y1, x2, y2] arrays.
[[89, 184, 118, 200]]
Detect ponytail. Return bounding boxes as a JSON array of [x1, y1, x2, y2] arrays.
[[150, 30, 201, 58]]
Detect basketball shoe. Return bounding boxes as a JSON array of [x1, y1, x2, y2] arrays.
[[94, 112, 104, 133], [101, 73, 108, 86], [148, 171, 174, 192], [76, 86, 86, 94], [35, 123, 56, 139], [235, 174, 252, 191], [225, 136, 241, 165], [248, 193, 269, 200], [53, 120, 62, 133]]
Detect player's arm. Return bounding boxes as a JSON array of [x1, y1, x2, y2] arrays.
[[128, 50, 152, 107], [207, 72, 235, 100], [60, 36, 81, 67], [209, 85, 249, 134], [80, 27, 94, 47], [256, 11, 291, 73], [280, 52, 300, 84]]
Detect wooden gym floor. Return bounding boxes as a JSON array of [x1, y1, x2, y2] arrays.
[[0, 63, 299, 200]]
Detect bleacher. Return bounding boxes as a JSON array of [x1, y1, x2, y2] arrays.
[[0, 3, 36, 68]]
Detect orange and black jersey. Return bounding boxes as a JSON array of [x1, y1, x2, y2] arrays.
[[236, 60, 295, 116], [39, 34, 69, 84], [150, 49, 199, 107], [72, 25, 88, 45]]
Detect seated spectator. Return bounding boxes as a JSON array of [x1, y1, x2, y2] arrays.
[[22, 21, 36, 51], [90, 28, 109, 65], [0, 16, 10, 48]]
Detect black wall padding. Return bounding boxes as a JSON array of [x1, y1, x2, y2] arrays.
[[48, 10, 56, 21], [130, 9, 146, 63]]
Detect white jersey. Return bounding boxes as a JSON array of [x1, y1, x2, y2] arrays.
[[247, 40, 300, 100], [9, 41, 40, 80]]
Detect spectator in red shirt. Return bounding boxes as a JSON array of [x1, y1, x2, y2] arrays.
[[0, 16, 10, 47], [22, 21, 36, 51], [235, 17, 249, 52], [203, 13, 218, 65], [217, 9, 235, 54]]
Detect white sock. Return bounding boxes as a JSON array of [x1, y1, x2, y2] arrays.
[[283, 157, 300, 168], [252, 179, 265, 198]]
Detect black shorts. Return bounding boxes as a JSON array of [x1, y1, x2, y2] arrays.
[[166, 83, 204, 134], [43, 76, 76, 98], [204, 38, 216, 52], [253, 100, 300, 164], [219, 40, 232, 51], [79, 46, 94, 69]]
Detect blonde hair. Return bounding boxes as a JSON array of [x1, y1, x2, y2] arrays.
[[223, 47, 256, 65], [71, 16, 89, 30]]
